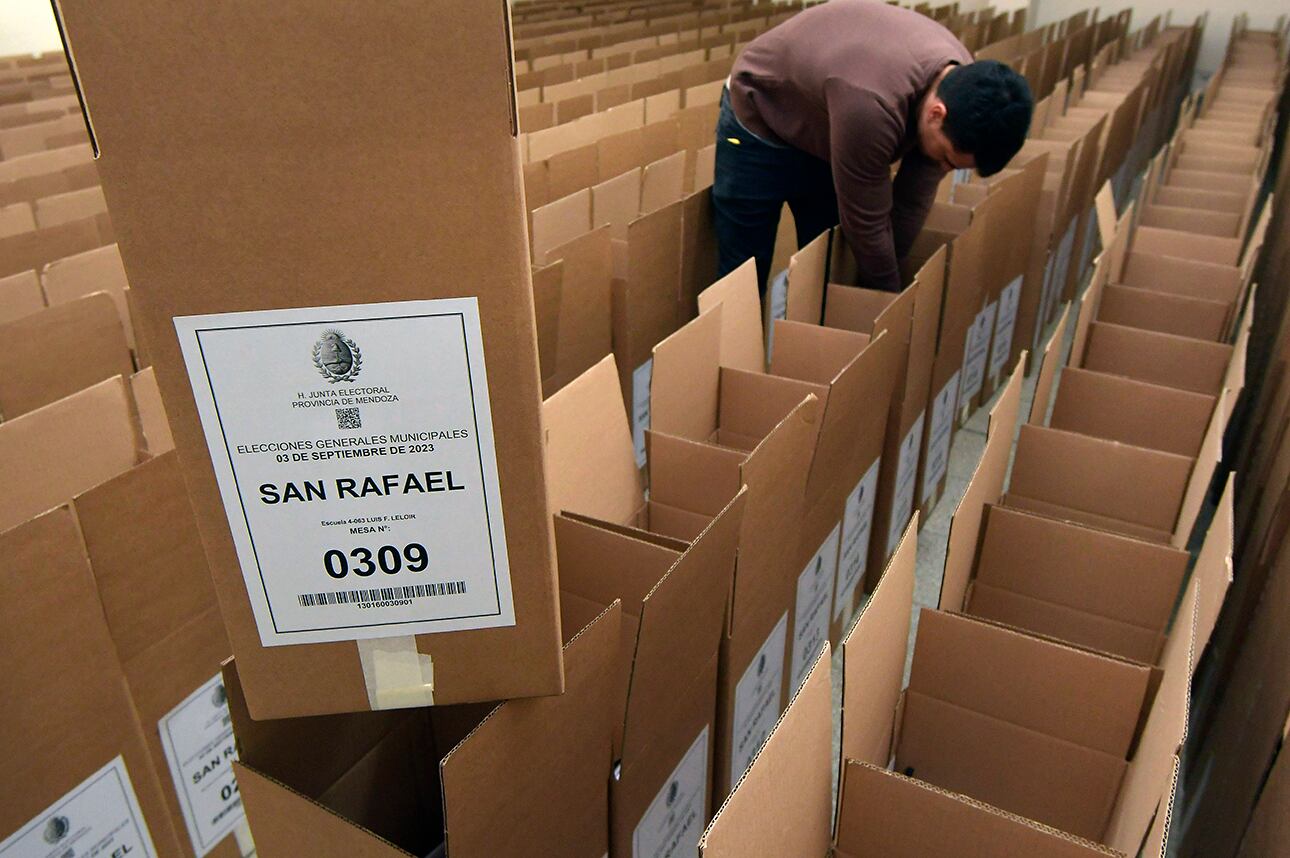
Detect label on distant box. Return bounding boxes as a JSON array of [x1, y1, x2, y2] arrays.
[[0, 756, 158, 858], [175, 299, 515, 646], [922, 372, 960, 505], [730, 612, 787, 786], [790, 525, 839, 693], [632, 358, 653, 468], [886, 412, 924, 557], [836, 457, 880, 623], [633, 725, 709, 858], [158, 672, 244, 857], [988, 276, 1024, 385], [959, 302, 997, 404]]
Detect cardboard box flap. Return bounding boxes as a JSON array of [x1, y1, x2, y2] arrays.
[[697, 257, 766, 373], [840, 516, 918, 768], [129, 367, 175, 454], [908, 609, 1151, 759], [648, 429, 746, 520], [939, 357, 1024, 611], [0, 288, 134, 419], [554, 514, 682, 621], [972, 505, 1188, 653], [1098, 284, 1228, 342], [1102, 581, 1196, 853], [823, 283, 902, 340], [717, 367, 824, 452], [697, 646, 832, 858], [532, 259, 564, 378], [1082, 321, 1234, 396], [833, 762, 1122, 858], [1050, 368, 1217, 457], [1170, 386, 1229, 551], [74, 452, 220, 666], [1029, 304, 1070, 425], [1120, 251, 1241, 304], [0, 506, 181, 855], [542, 354, 643, 524], [651, 303, 722, 442], [1132, 225, 1241, 267], [533, 189, 593, 264], [0, 269, 45, 324], [620, 488, 744, 765], [1008, 425, 1193, 534], [785, 229, 828, 323], [441, 601, 620, 858], [540, 225, 613, 398], [770, 319, 871, 386], [0, 374, 141, 534], [1193, 474, 1234, 660]]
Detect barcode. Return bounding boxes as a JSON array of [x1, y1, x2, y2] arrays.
[[297, 580, 466, 607]]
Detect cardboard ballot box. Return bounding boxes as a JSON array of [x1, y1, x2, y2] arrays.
[[228, 604, 620, 858], [543, 354, 746, 858], [55, 0, 564, 716]]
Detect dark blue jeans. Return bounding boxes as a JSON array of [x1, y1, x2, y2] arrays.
[[712, 87, 840, 294]]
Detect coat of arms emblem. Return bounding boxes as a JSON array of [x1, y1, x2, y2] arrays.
[[313, 329, 362, 383]]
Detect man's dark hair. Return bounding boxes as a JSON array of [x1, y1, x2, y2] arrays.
[[938, 60, 1034, 177]]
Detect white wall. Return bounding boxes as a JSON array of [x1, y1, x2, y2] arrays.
[[0, 0, 63, 59], [1032, 0, 1284, 77]]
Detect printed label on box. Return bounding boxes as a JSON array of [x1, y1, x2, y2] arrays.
[[174, 298, 515, 646], [632, 358, 653, 468], [158, 672, 244, 857], [959, 302, 997, 404], [0, 755, 158, 858], [922, 372, 960, 504], [632, 725, 709, 858], [886, 412, 925, 557], [988, 275, 1024, 384], [790, 524, 839, 693], [836, 457, 880, 623], [765, 270, 789, 360], [730, 612, 787, 786]]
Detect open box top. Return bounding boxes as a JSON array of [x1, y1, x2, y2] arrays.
[[842, 513, 1196, 854], [228, 602, 621, 858]]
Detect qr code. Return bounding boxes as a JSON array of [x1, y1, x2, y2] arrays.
[[336, 407, 361, 430]]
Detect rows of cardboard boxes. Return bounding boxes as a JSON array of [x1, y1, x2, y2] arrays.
[[0, 3, 1280, 857]]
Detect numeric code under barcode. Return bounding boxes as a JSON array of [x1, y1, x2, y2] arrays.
[[298, 581, 467, 607]]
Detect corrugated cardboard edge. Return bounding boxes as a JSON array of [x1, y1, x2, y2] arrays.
[[1030, 304, 1072, 425]]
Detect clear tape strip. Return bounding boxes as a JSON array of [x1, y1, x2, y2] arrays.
[[357, 635, 436, 709]]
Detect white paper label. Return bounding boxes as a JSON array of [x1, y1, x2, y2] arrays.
[[988, 275, 1024, 384], [632, 725, 709, 858], [959, 302, 997, 404], [729, 612, 787, 786], [632, 358, 653, 468], [766, 270, 789, 361], [790, 524, 839, 693], [922, 372, 960, 504], [836, 457, 880, 622], [158, 673, 244, 857], [174, 298, 515, 646], [886, 412, 924, 557], [0, 756, 158, 858]]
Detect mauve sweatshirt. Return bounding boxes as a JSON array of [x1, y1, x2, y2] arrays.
[[729, 0, 972, 292]]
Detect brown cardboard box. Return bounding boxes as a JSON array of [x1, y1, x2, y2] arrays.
[[0, 210, 112, 278], [76, 452, 246, 858], [535, 226, 614, 397], [695, 260, 901, 659], [0, 374, 142, 533], [0, 507, 184, 857], [841, 521, 1195, 855], [696, 645, 832, 858], [40, 241, 135, 348], [0, 289, 133, 419], [228, 603, 621, 858], [542, 354, 745, 858], [0, 268, 44, 323], [648, 299, 822, 803], [56, 0, 563, 716]]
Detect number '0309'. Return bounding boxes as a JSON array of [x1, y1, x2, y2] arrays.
[[324, 544, 428, 578]]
